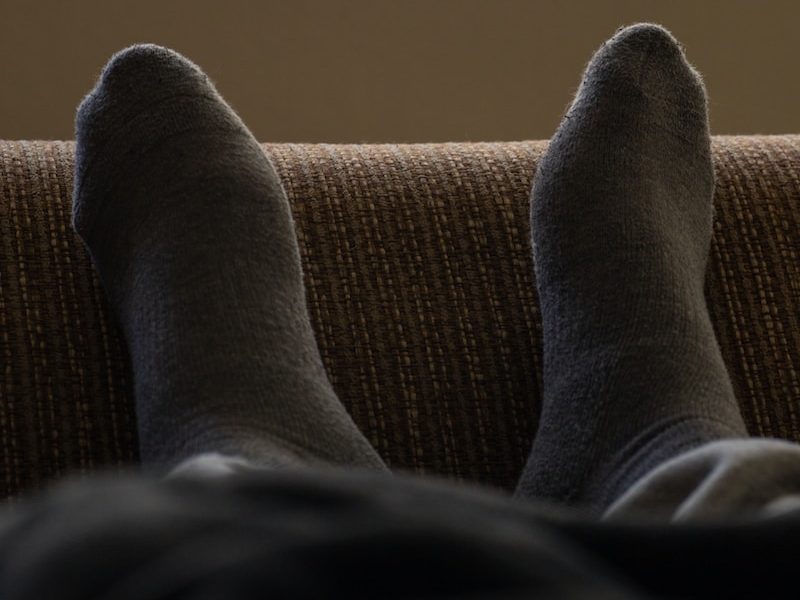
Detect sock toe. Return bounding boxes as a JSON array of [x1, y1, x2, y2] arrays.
[[576, 23, 706, 115], [98, 44, 209, 93], [76, 44, 212, 141], [609, 23, 683, 54], [554, 21, 712, 201], [73, 44, 242, 241]]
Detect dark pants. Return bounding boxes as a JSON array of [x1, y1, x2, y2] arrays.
[[0, 438, 799, 599]]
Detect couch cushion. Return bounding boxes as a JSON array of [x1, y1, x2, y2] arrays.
[[0, 138, 798, 499]]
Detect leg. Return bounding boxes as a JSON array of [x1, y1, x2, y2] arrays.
[[515, 24, 748, 514], [73, 45, 388, 475]]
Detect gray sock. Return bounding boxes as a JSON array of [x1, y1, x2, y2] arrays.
[[515, 24, 748, 513], [73, 45, 388, 474]]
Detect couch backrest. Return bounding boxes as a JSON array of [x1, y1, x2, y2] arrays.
[[0, 138, 798, 500]]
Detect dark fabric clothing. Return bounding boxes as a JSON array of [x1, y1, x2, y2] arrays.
[[72, 44, 387, 474], [0, 464, 796, 600], [515, 23, 749, 513]]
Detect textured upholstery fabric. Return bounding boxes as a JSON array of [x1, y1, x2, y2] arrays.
[[0, 137, 798, 501]]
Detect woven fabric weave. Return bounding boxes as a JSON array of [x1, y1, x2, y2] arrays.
[[0, 138, 797, 500]]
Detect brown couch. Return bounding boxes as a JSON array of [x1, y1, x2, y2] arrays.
[[1, 137, 798, 500]]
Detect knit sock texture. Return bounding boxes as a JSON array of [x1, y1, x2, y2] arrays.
[[73, 44, 388, 474], [515, 24, 748, 514]]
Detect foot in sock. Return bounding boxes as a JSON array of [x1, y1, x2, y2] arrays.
[[515, 23, 748, 513], [73, 44, 388, 474]]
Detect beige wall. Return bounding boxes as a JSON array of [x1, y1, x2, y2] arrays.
[[1, 0, 798, 142]]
